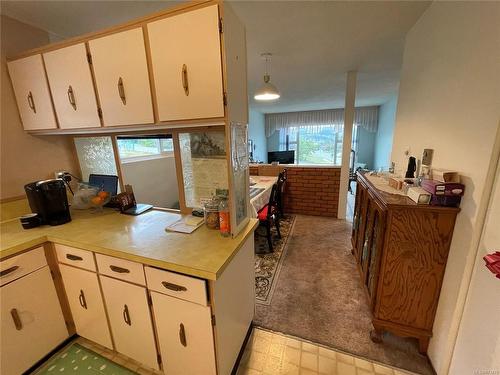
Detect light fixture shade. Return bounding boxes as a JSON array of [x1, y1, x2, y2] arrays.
[[254, 81, 280, 101]]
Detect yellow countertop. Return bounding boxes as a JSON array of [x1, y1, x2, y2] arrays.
[[0, 208, 258, 280]]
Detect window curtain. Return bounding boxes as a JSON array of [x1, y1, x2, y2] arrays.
[[265, 106, 378, 137]]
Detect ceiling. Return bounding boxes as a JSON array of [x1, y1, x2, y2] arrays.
[[0, 1, 430, 114]]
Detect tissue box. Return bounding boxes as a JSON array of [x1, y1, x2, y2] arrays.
[[407, 187, 431, 204], [432, 169, 460, 183]]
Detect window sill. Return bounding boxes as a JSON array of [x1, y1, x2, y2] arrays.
[[120, 153, 174, 164]]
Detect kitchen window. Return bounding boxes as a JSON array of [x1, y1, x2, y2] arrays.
[[117, 136, 174, 163]]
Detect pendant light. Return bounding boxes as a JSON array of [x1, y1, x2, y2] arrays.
[[254, 53, 280, 101]]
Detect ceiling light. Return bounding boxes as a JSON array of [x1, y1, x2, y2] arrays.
[[254, 53, 280, 101]]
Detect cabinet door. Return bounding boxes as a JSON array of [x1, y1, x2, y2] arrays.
[[59, 264, 112, 348], [7, 55, 58, 130], [89, 28, 154, 127], [43, 43, 101, 129], [366, 200, 385, 307], [147, 5, 224, 121], [1, 266, 68, 375], [151, 291, 216, 375], [100, 276, 158, 370]]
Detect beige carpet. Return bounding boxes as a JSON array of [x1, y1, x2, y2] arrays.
[[254, 215, 435, 375]]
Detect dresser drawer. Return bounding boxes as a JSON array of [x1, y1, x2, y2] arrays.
[[145, 266, 207, 306], [96, 254, 145, 285], [1, 247, 47, 286], [55, 244, 96, 272]]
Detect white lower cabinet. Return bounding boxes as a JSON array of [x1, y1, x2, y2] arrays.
[[100, 275, 159, 370], [151, 291, 217, 375], [59, 264, 112, 349], [0, 266, 68, 375]]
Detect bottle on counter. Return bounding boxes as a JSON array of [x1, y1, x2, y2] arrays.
[[218, 197, 230, 237]]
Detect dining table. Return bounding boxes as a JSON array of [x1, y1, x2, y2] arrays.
[[249, 175, 278, 218]]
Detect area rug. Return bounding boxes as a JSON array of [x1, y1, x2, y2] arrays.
[[34, 343, 136, 375], [254, 215, 435, 375], [255, 215, 296, 305]]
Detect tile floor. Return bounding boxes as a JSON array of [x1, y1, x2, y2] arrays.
[[55, 328, 419, 375], [237, 328, 419, 375]]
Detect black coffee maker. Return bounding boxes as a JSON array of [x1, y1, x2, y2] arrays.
[[24, 179, 71, 226]]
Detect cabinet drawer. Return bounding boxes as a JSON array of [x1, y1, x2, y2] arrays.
[[55, 244, 96, 272], [145, 266, 207, 306], [96, 254, 145, 285], [1, 247, 47, 286]]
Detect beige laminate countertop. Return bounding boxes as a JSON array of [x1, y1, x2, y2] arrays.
[[0, 208, 258, 280]]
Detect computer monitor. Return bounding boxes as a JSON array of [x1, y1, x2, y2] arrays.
[[267, 151, 295, 164]]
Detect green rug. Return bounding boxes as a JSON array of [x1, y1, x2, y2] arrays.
[[34, 343, 136, 374]]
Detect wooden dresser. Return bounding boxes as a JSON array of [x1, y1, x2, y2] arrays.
[[351, 171, 459, 353]]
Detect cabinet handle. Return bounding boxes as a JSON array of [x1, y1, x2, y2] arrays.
[[161, 281, 187, 292], [67, 85, 77, 110], [181, 64, 189, 96], [117, 77, 126, 105], [0, 265, 19, 277], [10, 308, 23, 331], [179, 323, 187, 347], [27, 91, 37, 113], [78, 289, 87, 309], [66, 254, 83, 261], [123, 304, 131, 326], [109, 265, 130, 274]]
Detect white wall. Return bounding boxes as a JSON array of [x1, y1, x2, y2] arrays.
[[391, 2, 500, 374], [450, 159, 500, 374], [248, 109, 267, 162], [120, 156, 179, 209], [373, 96, 397, 170]]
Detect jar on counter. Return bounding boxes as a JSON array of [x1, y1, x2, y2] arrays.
[[204, 197, 220, 229]]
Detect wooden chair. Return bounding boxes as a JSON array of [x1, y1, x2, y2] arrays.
[[277, 169, 287, 218], [257, 184, 281, 252]]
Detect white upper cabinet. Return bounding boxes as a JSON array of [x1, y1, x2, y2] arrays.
[[147, 5, 225, 122], [88, 28, 154, 127], [7, 55, 58, 130], [43, 43, 101, 129]]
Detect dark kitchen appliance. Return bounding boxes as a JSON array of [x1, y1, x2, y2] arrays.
[[24, 179, 71, 226]]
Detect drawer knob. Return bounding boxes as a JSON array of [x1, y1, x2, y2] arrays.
[[66, 254, 83, 261], [0, 265, 19, 277], [109, 265, 130, 274], [123, 304, 132, 326], [10, 308, 22, 331], [179, 323, 187, 347], [79, 289, 87, 309], [161, 281, 187, 292]]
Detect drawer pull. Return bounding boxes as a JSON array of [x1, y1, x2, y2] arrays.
[[0, 265, 19, 277], [181, 64, 189, 96], [123, 304, 132, 326], [179, 323, 187, 347], [11, 308, 23, 330], [67, 85, 77, 110], [79, 289, 87, 309], [109, 265, 130, 274], [66, 254, 83, 261], [27, 91, 36, 113], [161, 281, 187, 292], [117, 77, 126, 105]]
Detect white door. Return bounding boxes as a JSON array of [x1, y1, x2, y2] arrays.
[[88, 28, 154, 127], [59, 264, 112, 348], [449, 162, 500, 373], [0, 266, 68, 375], [151, 291, 216, 375], [100, 276, 158, 370], [147, 5, 225, 122], [43, 43, 101, 129], [7, 55, 58, 130]]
